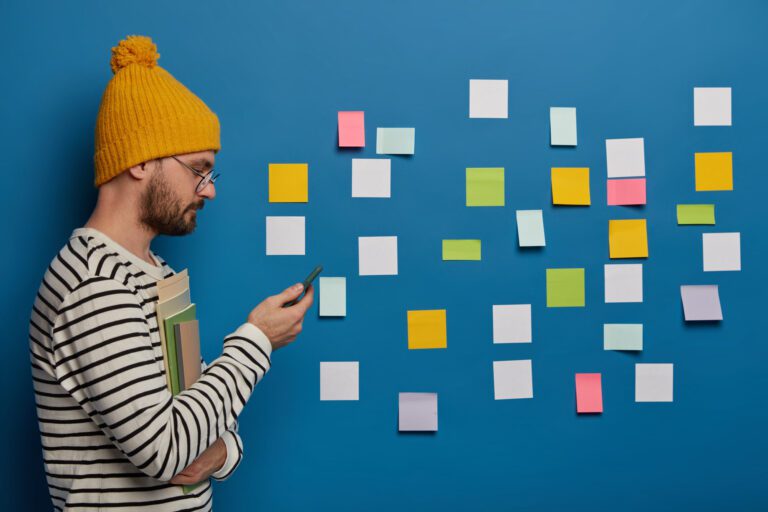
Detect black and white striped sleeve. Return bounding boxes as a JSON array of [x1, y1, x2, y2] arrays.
[[50, 276, 272, 482]]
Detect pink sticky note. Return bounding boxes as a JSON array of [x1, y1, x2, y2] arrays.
[[575, 373, 603, 413], [338, 111, 365, 147], [607, 178, 646, 205]]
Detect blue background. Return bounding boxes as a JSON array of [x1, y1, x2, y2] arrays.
[[2, 1, 767, 510]]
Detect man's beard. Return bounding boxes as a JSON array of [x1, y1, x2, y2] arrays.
[[139, 169, 204, 236]]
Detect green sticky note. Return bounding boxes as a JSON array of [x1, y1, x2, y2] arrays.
[[516, 210, 546, 247], [376, 128, 415, 155], [550, 107, 577, 146], [466, 167, 505, 206], [546, 268, 585, 307], [319, 277, 346, 317], [442, 239, 481, 260], [677, 204, 715, 225], [604, 324, 643, 351]]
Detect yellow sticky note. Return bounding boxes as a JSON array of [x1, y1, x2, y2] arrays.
[[269, 163, 308, 202], [609, 219, 648, 259], [695, 152, 733, 191], [551, 167, 591, 205], [407, 310, 447, 349]]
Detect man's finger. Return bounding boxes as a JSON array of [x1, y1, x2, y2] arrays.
[[276, 283, 304, 304], [295, 284, 314, 313]]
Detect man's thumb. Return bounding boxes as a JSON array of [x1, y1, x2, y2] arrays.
[[278, 282, 304, 302]]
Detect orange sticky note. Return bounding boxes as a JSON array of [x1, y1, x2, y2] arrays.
[[407, 310, 447, 349], [338, 111, 365, 147], [268, 163, 308, 203], [695, 152, 732, 191], [575, 373, 603, 413], [609, 219, 648, 258], [551, 167, 591, 205], [607, 178, 646, 205]]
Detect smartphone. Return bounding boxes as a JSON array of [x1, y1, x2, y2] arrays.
[[282, 265, 323, 307]]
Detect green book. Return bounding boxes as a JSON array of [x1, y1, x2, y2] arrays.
[[163, 304, 196, 396]]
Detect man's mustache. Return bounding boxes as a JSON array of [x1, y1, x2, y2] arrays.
[[187, 200, 205, 212]]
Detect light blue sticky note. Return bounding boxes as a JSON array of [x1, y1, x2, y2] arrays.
[[603, 323, 643, 351], [319, 277, 346, 317], [376, 128, 415, 155], [516, 210, 546, 247], [550, 107, 577, 146]]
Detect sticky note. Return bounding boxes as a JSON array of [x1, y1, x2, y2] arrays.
[[268, 163, 308, 203], [604, 264, 643, 303], [680, 285, 723, 321], [265, 216, 305, 255], [407, 310, 447, 349], [607, 178, 646, 205], [352, 159, 391, 198], [609, 219, 648, 259], [319, 277, 346, 317], [606, 138, 645, 178], [338, 111, 365, 147], [469, 79, 508, 118], [550, 107, 577, 146], [551, 167, 591, 205], [492, 304, 532, 344], [703, 232, 741, 272], [398, 392, 438, 431], [604, 324, 643, 351], [376, 128, 415, 155], [695, 152, 733, 191], [442, 240, 481, 261], [320, 362, 358, 401], [516, 210, 546, 247], [493, 360, 533, 400], [635, 363, 673, 402], [546, 268, 585, 307], [694, 87, 731, 126], [575, 373, 603, 413], [358, 236, 398, 276], [466, 167, 505, 206], [677, 204, 715, 225]]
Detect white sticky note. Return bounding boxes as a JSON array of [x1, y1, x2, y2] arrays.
[[492, 305, 532, 344], [319, 277, 346, 317], [703, 232, 741, 272], [635, 363, 673, 402], [606, 138, 645, 178], [493, 360, 533, 400], [265, 216, 305, 255], [694, 87, 732, 126], [358, 236, 398, 276], [469, 79, 508, 119], [604, 264, 643, 303], [320, 362, 359, 401], [516, 210, 546, 247], [550, 107, 577, 146], [603, 324, 643, 351], [352, 159, 391, 198], [398, 392, 437, 431]]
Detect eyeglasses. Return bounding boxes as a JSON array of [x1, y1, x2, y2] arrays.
[[170, 155, 220, 193]]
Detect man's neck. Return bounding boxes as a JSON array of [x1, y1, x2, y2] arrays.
[[85, 211, 158, 267]]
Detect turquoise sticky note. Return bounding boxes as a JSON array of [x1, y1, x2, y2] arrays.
[[550, 107, 577, 146], [603, 324, 643, 351], [319, 277, 346, 317], [516, 210, 546, 247], [376, 128, 415, 155]]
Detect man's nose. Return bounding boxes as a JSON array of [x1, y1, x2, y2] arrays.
[[198, 182, 216, 200]]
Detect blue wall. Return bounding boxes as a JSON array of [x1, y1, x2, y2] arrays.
[[2, 1, 767, 510]]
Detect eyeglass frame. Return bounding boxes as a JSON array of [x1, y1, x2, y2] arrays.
[[170, 155, 220, 193]]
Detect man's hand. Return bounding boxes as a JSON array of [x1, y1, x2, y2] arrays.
[[247, 283, 315, 351], [169, 437, 227, 486]]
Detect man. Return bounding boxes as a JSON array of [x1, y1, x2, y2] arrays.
[[29, 35, 314, 510]]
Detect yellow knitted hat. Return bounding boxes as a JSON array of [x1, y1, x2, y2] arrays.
[[93, 35, 221, 186]]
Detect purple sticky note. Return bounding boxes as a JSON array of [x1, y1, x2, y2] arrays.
[[398, 392, 438, 432], [681, 285, 723, 321]]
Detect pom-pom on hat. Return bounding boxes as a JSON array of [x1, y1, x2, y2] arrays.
[[93, 35, 220, 186]]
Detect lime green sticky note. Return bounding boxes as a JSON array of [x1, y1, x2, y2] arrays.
[[546, 268, 585, 307], [442, 240, 481, 260], [677, 204, 715, 225], [466, 168, 505, 206]]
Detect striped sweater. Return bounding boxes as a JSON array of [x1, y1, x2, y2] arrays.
[[29, 227, 273, 511]]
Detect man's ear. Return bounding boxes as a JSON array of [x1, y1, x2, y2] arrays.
[[127, 161, 153, 181]]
